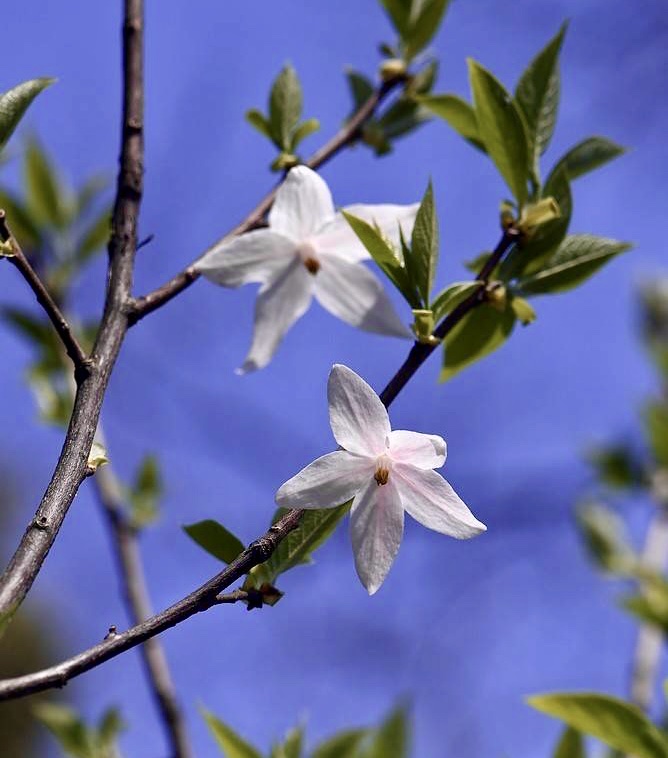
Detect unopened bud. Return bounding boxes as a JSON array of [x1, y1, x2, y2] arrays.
[[411, 309, 439, 344], [379, 58, 407, 82], [499, 201, 516, 230], [486, 282, 507, 311], [517, 197, 560, 234], [271, 152, 299, 172]]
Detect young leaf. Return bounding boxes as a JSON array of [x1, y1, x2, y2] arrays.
[[431, 281, 482, 323], [441, 303, 516, 382], [403, 0, 451, 62], [553, 726, 585, 758], [183, 519, 245, 564], [410, 181, 438, 305], [291, 117, 320, 149], [278, 726, 303, 758], [0, 77, 54, 153], [24, 138, 67, 228], [202, 710, 263, 758], [418, 94, 485, 152], [378, 0, 412, 38], [515, 24, 567, 167], [245, 108, 273, 139], [346, 70, 375, 112], [517, 235, 631, 295], [269, 65, 303, 150], [549, 136, 626, 182], [468, 59, 530, 206], [128, 455, 162, 528], [510, 296, 537, 325], [527, 692, 668, 758], [311, 730, 369, 758], [34, 703, 97, 758], [364, 706, 409, 758], [261, 503, 351, 585], [342, 210, 418, 307], [378, 98, 431, 141]]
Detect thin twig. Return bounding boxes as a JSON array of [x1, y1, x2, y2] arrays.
[[93, 450, 192, 758], [0, 212, 91, 381], [0, 0, 145, 630], [0, 228, 519, 700], [127, 76, 406, 324]]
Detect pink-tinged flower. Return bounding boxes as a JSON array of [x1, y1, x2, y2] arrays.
[[276, 364, 486, 594], [195, 166, 417, 373]]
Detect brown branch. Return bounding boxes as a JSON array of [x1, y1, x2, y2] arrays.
[[127, 76, 406, 324], [94, 458, 192, 758], [0, 227, 518, 700], [0, 212, 91, 381], [0, 0, 145, 630]]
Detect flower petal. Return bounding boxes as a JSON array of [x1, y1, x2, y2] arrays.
[[394, 464, 486, 538], [388, 430, 446, 470], [314, 254, 411, 338], [275, 450, 373, 510], [269, 166, 335, 240], [327, 364, 390, 457], [316, 203, 420, 263], [195, 229, 296, 287], [350, 477, 404, 594], [237, 259, 314, 373]]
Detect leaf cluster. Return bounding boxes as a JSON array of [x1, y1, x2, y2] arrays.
[[35, 703, 125, 758]]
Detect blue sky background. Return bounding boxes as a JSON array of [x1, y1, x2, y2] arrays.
[[1, 0, 667, 756]]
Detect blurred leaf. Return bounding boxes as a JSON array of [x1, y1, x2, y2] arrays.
[[346, 70, 375, 113], [276, 726, 303, 758], [291, 117, 320, 149], [128, 455, 162, 528], [261, 503, 351, 585], [0, 77, 54, 153], [517, 235, 631, 295], [25, 138, 67, 228], [202, 710, 262, 758], [378, 98, 431, 140], [183, 519, 245, 564], [576, 503, 635, 575], [468, 59, 530, 206], [410, 181, 438, 305], [440, 302, 516, 382], [408, 59, 439, 96], [363, 706, 409, 758], [97, 708, 125, 752], [644, 402, 668, 468], [588, 445, 642, 490], [515, 24, 567, 171], [311, 730, 368, 758], [510, 296, 536, 325], [622, 588, 668, 633], [431, 281, 481, 323], [378, 0, 412, 38], [245, 108, 273, 140], [76, 208, 111, 263], [342, 211, 418, 307], [553, 726, 585, 758], [76, 174, 110, 216], [418, 94, 485, 151], [527, 692, 668, 758], [34, 703, 96, 758], [403, 0, 451, 61], [550, 136, 626, 182], [269, 65, 303, 151], [0, 188, 41, 249]]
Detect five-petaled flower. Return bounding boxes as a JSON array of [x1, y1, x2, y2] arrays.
[[275, 364, 487, 594], [195, 166, 417, 373]]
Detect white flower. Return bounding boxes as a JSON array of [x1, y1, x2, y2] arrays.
[[275, 364, 486, 594], [195, 166, 417, 373]]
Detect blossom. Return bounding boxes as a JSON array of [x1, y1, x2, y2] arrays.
[[275, 364, 486, 594], [195, 166, 417, 373]]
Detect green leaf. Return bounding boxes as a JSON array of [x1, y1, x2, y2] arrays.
[[410, 181, 438, 305], [553, 727, 585, 758], [378, 98, 431, 141], [76, 174, 110, 216], [527, 692, 668, 758], [441, 303, 516, 382], [183, 519, 245, 564], [76, 208, 111, 263], [24, 137, 67, 228], [291, 117, 320, 149], [202, 710, 262, 758], [622, 589, 668, 633], [0, 77, 54, 153], [510, 296, 537, 325], [312, 730, 369, 758], [261, 503, 351, 585], [515, 24, 567, 170], [431, 281, 481, 323], [644, 402, 668, 468], [342, 211, 418, 307], [418, 94, 485, 152], [269, 65, 303, 151], [34, 703, 97, 758], [97, 708, 125, 751], [468, 59, 530, 206], [278, 726, 303, 758], [550, 136, 626, 182], [0, 189, 41, 249], [363, 706, 409, 758], [346, 70, 375, 112], [576, 502, 635, 575], [128, 455, 162, 528], [517, 234, 631, 295], [245, 108, 273, 140], [378, 0, 412, 38], [588, 445, 642, 490], [403, 0, 451, 61]]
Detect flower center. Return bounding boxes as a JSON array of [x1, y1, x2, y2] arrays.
[[374, 455, 391, 486], [296, 240, 320, 275]]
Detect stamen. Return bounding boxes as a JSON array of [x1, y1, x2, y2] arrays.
[[374, 467, 390, 486]]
